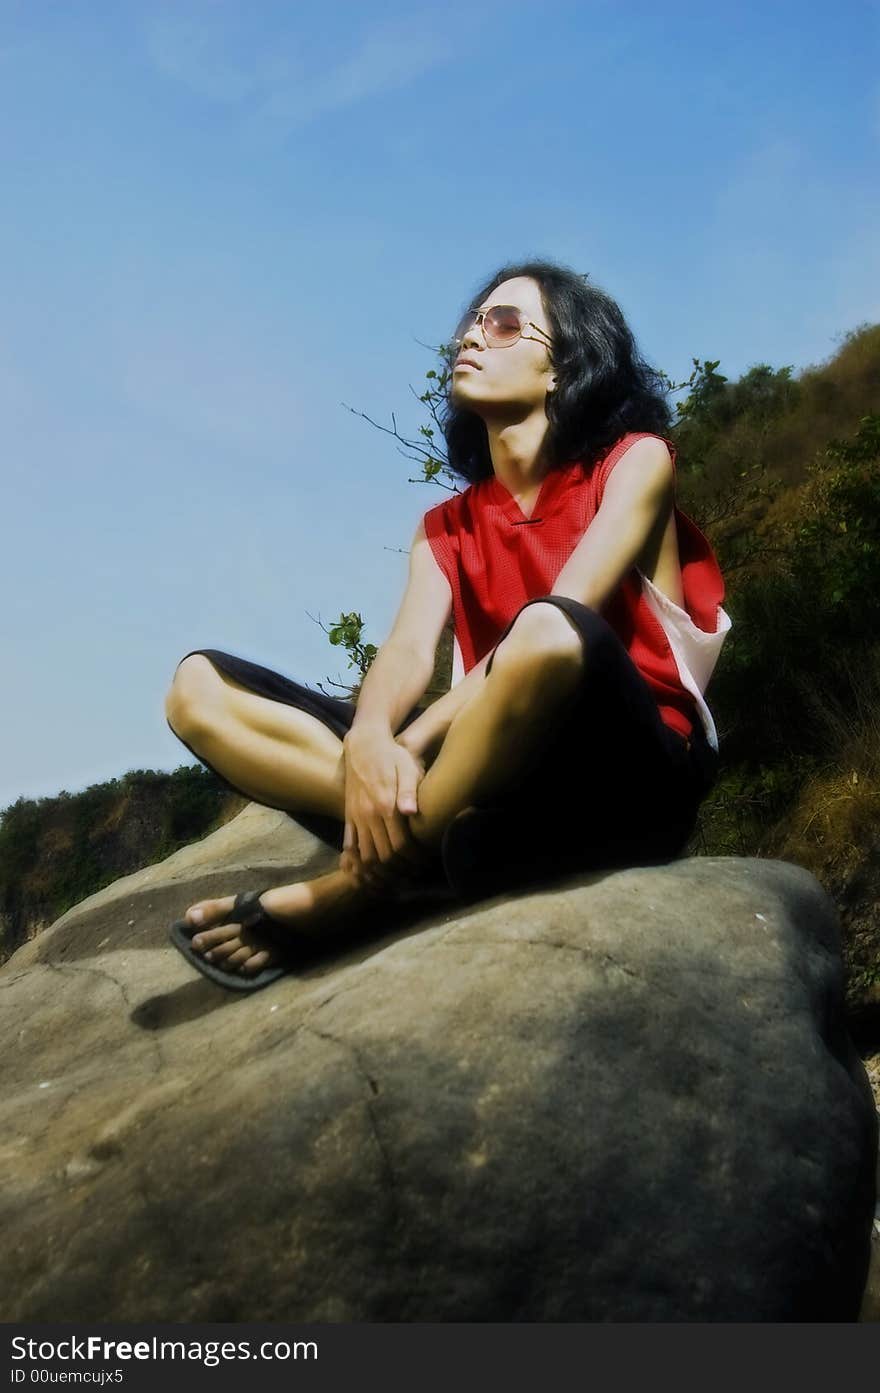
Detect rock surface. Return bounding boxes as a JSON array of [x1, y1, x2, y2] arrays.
[[1, 805, 877, 1322]]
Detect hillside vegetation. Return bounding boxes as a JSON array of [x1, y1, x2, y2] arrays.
[[2, 322, 879, 1027], [673, 326, 880, 1024]]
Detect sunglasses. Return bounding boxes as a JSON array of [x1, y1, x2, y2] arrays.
[[452, 304, 553, 350]]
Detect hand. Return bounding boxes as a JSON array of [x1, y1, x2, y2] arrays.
[[340, 729, 428, 889], [395, 715, 442, 770]]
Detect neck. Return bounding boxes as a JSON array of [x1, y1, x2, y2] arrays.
[[484, 409, 554, 497]]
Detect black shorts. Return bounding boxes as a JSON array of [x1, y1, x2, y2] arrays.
[[168, 595, 719, 896]]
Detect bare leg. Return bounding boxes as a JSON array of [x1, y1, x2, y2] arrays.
[[165, 655, 348, 821], [165, 656, 426, 978], [407, 602, 585, 850], [167, 607, 584, 978]]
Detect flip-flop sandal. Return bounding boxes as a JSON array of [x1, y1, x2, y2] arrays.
[[168, 888, 308, 993]]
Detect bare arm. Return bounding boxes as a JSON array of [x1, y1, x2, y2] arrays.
[[348, 516, 452, 738], [341, 518, 453, 882], [550, 438, 675, 609], [349, 639, 436, 739], [395, 651, 491, 763]]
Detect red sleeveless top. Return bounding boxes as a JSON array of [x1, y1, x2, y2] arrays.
[[423, 431, 728, 743]]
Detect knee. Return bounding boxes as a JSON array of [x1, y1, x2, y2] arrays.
[[165, 654, 223, 741], [490, 600, 585, 683]]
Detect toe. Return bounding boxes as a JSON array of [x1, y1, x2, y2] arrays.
[[203, 933, 246, 963], [191, 924, 241, 954], [221, 944, 254, 972], [240, 949, 273, 975], [185, 896, 236, 930]]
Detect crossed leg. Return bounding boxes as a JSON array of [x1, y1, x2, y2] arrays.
[[165, 601, 585, 978]]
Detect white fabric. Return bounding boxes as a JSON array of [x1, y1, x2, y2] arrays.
[[636, 569, 732, 753], [451, 632, 466, 688]]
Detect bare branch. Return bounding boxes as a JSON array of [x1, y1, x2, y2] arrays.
[[341, 397, 459, 492], [342, 400, 431, 464], [314, 676, 357, 698], [341, 401, 407, 443], [305, 608, 333, 636]]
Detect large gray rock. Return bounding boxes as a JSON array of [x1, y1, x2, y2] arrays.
[[1, 806, 876, 1321]]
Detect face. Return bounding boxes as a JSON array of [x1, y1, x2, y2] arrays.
[[450, 276, 556, 417]]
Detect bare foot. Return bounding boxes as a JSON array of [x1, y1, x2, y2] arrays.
[[183, 867, 377, 979]]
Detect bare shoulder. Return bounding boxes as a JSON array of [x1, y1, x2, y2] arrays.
[[620, 436, 673, 468], [604, 436, 674, 503]]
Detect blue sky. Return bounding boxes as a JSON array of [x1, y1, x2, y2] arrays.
[[2, 0, 878, 811]]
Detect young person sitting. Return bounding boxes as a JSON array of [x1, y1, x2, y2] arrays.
[[165, 258, 730, 991]]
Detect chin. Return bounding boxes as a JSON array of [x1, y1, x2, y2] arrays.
[[450, 381, 489, 410]]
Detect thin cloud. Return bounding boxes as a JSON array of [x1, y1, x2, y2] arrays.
[[144, 10, 274, 103], [143, 8, 452, 127], [257, 25, 453, 127]]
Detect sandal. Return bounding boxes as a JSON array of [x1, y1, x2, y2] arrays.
[[168, 888, 308, 993]]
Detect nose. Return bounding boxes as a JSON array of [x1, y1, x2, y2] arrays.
[[459, 313, 485, 353]]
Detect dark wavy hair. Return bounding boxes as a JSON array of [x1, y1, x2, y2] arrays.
[[442, 258, 673, 484]]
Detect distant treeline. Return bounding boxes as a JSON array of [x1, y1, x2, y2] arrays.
[[0, 767, 246, 962]]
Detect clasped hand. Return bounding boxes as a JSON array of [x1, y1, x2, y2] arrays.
[[338, 729, 429, 891]]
